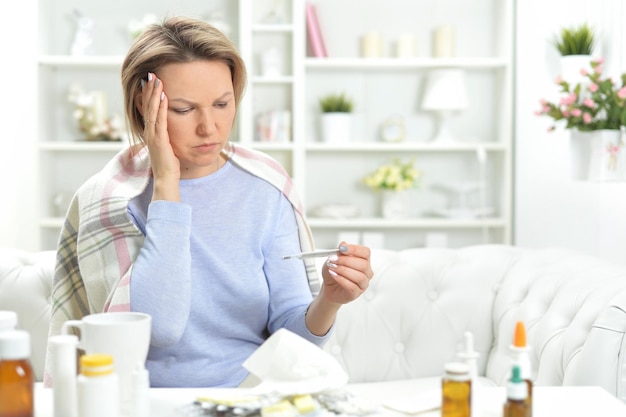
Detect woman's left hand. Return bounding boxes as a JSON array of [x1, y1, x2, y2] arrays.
[[321, 242, 374, 304]]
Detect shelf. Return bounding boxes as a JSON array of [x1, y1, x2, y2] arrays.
[[41, 216, 506, 230], [252, 24, 294, 32], [305, 142, 507, 152], [38, 55, 124, 68], [39, 142, 127, 152], [305, 57, 508, 71], [251, 75, 295, 84], [308, 217, 507, 229]]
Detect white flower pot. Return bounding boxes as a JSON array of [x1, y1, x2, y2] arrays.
[[570, 129, 625, 181], [321, 113, 352, 143], [587, 129, 625, 182], [559, 55, 592, 85], [381, 190, 411, 219]]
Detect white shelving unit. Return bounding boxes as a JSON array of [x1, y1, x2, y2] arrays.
[[300, 0, 514, 249], [36, 0, 514, 251]]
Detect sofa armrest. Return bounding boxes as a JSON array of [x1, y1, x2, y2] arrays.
[[0, 248, 56, 381], [563, 292, 626, 402]]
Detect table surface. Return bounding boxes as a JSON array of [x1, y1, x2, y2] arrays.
[[35, 380, 626, 417]]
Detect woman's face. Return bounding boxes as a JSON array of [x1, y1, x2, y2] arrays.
[[156, 60, 236, 178]]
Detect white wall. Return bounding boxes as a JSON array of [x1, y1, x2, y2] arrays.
[[515, 0, 626, 265], [0, 0, 39, 250]]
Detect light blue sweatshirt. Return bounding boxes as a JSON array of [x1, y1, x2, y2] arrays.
[[127, 160, 329, 387]]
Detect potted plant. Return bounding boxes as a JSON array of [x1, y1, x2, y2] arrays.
[[319, 92, 354, 143], [362, 158, 422, 218], [535, 57, 626, 181], [552, 23, 596, 83]]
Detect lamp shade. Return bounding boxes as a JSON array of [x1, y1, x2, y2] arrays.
[[421, 68, 469, 111]]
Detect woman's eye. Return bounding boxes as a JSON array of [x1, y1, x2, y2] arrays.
[[215, 102, 228, 109], [173, 108, 192, 114]]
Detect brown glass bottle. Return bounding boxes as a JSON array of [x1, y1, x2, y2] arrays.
[[0, 330, 34, 417], [503, 365, 529, 417], [441, 362, 471, 417]]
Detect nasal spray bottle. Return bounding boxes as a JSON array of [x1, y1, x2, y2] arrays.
[[509, 321, 532, 416], [458, 331, 479, 380], [457, 331, 479, 413]]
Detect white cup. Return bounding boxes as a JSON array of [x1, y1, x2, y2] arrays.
[[62, 312, 151, 413]]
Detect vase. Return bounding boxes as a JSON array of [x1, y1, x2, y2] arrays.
[[320, 113, 352, 143], [586, 129, 624, 182], [559, 55, 592, 85], [570, 129, 624, 181], [381, 190, 411, 219]]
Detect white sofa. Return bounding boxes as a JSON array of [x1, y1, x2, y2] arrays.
[[2, 245, 626, 402]]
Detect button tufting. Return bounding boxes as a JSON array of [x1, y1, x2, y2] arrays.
[[394, 342, 405, 353], [427, 290, 438, 301], [331, 345, 342, 355]]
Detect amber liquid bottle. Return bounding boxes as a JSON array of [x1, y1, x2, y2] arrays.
[[441, 362, 471, 417], [503, 365, 530, 417], [0, 330, 34, 417]]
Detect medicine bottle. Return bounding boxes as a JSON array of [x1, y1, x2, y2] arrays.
[[510, 321, 533, 416], [0, 329, 35, 417], [77, 354, 120, 417], [441, 362, 471, 417], [503, 365, 529, 417]]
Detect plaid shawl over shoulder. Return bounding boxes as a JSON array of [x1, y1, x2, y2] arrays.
[[44, 143, 319, 385]]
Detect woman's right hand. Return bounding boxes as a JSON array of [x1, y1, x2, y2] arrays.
[[142, 72, 181, 202]]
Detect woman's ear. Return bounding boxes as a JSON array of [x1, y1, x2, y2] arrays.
[[134, 92, 144, 117]]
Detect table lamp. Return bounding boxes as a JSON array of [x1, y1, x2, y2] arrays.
[[421, 68, 469, 142]]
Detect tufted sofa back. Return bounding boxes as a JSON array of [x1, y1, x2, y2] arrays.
[[3, 244, 626, 400], [323, 245, 626, 401]]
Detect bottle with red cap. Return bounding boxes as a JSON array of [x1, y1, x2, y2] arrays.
[[509, 321, 532, 416]]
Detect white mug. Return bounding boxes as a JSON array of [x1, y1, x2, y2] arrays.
[[62, 312, 151, 412]]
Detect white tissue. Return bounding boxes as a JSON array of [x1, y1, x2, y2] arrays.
[[243, 328, 348, 395]]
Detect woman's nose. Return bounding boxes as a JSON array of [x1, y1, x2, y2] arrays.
[[197, 109, 217, 135]]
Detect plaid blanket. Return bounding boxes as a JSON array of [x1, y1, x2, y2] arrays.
[[44, 142, 318, 384]]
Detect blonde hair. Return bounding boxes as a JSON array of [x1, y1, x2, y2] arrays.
[[121, 16, 247, 145]]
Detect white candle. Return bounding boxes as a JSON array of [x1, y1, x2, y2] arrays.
[[396, 34, 417, 58], [434, 25, 455, 58], [361, 31, 383, 58], [90, 91, 108, 126]]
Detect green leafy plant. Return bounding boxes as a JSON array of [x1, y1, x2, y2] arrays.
[[553, 23, 596, 56], [535, 57, 626, 131], [319, 93, 353, 113], [362, 159, 422, 191]]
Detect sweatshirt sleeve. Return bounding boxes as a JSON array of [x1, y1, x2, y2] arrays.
[[130, 200, 192, 348]]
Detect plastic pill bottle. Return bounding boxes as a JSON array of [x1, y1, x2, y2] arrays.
[[77, 353, 120, 417]]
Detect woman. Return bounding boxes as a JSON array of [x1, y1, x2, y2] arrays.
[[46, 16, 373, 387]]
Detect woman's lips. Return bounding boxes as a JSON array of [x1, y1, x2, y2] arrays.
[[194, 143, 218, 152]]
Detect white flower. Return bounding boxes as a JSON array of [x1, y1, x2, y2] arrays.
[[362, 159, 422, 191]]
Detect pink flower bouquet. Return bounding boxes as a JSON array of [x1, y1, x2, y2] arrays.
[[536, 58, 626, 132]]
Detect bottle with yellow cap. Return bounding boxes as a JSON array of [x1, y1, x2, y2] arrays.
[[77, 354, 119, 417], [509, 321, 532, 416]]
